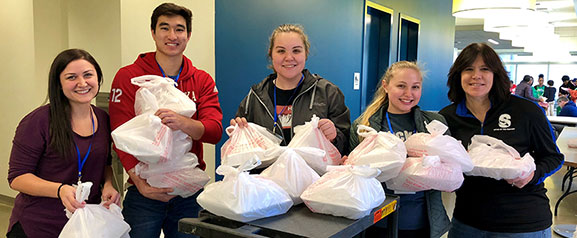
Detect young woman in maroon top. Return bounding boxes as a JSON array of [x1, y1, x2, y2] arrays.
[[7, 49, 119, 238]]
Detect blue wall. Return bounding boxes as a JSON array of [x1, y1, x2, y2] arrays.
[[371, 0, 455, 110], [215, 0, 455, 173]]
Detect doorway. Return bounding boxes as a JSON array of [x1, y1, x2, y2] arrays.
[[361, 2, 393, 111]]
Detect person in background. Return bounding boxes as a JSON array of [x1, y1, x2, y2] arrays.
[[440, 42, 563, 237], [558, 96, 577, 117], [7, 49, 119, 238], [351, 61, 450, 238], [543, 80, 557, 116], [515, 75, 542, 102], [231, 24, 350, 156], [543, 80, 556, 103], [108, 3, 223, 238], [559, 75, 572, 99], [533, 74, 545, 99], [509, 80, 516, 94]]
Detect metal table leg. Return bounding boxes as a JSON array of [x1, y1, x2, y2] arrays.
[[556, 167, 577, 216]]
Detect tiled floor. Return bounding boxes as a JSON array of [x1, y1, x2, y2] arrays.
[[1, 168, 577, 237]]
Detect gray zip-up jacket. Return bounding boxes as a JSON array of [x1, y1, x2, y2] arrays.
[[236, 69, 351, 155], [351, 103, 451, 238]]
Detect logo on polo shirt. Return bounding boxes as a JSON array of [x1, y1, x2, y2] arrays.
[[498, 114, 511, 128], [494, 113, 515, 131]]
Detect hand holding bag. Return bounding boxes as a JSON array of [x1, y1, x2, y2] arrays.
[[288, 115, 342, 174], [467, 135, 536, 180]]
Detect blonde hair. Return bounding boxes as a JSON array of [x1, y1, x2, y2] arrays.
[[267, 24, 311, 60], [358, 61, 424, 127]]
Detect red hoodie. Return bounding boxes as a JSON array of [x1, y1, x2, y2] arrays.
[[109, 52, 222, 179]]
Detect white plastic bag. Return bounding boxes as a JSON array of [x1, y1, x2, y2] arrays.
[[404, 120, 473, 172], [221, 123, 282, 168], [111, 75, 196, 164], [59, 204, 130, 238], [60, 181, 130, 238], [135, 153, 210, 198], [386, 156, 464, 192], [132, 75, 196, 117], [259, 147, 323, 204], [197, 158, 293, 222], [288, 115, 342, 174], [344, 125, 407, 182], [467, 135, 536, 180], [300, 165, 385, 220], [111, 114, 192, 164]]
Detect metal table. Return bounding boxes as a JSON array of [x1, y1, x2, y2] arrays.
[[554, 127, 577, 216], [179, 195, 399, 238]]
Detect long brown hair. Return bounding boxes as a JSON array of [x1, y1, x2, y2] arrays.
[[48, 49, 103, 157]]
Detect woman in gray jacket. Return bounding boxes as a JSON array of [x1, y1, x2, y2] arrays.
[[231, 24, 350, 155]]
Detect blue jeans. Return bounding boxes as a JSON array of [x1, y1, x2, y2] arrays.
[[122, 186, 202, 238], [449, 218, 551, 238]]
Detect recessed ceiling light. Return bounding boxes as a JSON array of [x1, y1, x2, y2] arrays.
[[488, 38, 500, 45]]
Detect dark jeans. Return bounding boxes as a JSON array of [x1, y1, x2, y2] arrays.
[[122, 186, 202, 238], [448, 218, 551, 238]]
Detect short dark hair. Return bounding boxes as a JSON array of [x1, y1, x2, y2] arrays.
[[562, 75, 570, 81], [151, 3, 193, 34], [48, 49, 103, 157], [538, 74, 544, 78], [547, 80, 554, 86], [522, 75, 533, 82], [447, 43, 510, 103]]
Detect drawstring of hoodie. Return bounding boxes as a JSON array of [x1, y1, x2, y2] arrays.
[[309, 80, 318, 110]]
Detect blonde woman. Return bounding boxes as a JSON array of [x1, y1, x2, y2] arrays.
[[351, 61, 450, 238]]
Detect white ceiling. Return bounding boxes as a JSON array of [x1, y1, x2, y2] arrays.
[[454, 0, 577, 55]]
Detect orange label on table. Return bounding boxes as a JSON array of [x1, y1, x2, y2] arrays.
[[373, 200, 397, 223]]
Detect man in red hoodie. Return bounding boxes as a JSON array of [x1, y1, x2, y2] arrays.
[[108, 3, 222, 238]]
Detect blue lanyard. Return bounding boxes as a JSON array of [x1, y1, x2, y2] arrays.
[[75, 109, 95, 181], [156, 61, 183, 83], [385, 111, 416, 135], [273, 74, 304, 130]]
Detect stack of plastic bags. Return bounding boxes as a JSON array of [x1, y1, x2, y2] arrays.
[[385, 120, 470, 192], [301, 165, 385, 219], [467, 135, 536, 180], [111, 75, 209, 197], [59, 182, 131, 238], [385, 156, 464, 192], [288, 115, 342, 175], [404, 120, 473, 172], [343, 125, 407, 182], [197, 158, 293, 222], [259, 147, 323, 204], [221, 123, 282, 168]]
